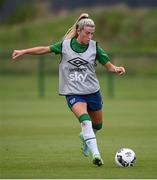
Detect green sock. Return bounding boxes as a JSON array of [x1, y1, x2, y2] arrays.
[[79, 113, 91, 123]]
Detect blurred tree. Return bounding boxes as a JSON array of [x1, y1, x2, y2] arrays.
[[0, 0, 22, 24], [51, 0, 157, 12], [0, 0, 38, 25], [0, 0, 5, 8]]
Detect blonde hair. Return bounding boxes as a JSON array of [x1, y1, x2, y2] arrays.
[[64, 13, 95, 40]]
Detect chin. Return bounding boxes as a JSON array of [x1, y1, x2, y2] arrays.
[[85, 40, 90, 44]]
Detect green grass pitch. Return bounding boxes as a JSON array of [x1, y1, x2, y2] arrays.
[[0, 74, 157, 178]]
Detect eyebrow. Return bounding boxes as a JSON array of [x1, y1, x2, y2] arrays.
[[85, 31, 95, 34]]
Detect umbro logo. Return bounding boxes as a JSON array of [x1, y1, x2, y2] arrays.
[[68, 57, 88, 67]]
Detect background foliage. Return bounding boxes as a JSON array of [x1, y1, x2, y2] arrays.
[[0, 3, 157, 179]]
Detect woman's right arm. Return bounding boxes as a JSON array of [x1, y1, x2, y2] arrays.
[[12, 46, 51, 60]]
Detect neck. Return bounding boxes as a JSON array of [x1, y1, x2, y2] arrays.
[[76, 37, 87, 45]]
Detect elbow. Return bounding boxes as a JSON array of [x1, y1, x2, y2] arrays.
[[40, 46, 50, 54]]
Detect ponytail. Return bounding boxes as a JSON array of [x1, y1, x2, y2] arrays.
[[63, 13, 94, 40]]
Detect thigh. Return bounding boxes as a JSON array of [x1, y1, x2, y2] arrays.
[[71, 102, 88, 118], [87, 91, 103, 111], [88, 109, 103, 124]]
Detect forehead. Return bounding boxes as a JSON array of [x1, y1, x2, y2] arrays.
[[82, 26, 95, 32]]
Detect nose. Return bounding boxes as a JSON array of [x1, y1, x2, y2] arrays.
[[89, 34, 92, 39]]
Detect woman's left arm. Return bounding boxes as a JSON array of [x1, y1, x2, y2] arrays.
[[104, 61, 125, 75]]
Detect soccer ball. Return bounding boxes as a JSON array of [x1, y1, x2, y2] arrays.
[[115, 148, 136, 167]]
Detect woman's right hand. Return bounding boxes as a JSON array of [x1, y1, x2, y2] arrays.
[[12, 50, 25, 60]]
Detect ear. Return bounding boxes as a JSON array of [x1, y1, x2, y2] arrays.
[[77, 28, 81, 35]]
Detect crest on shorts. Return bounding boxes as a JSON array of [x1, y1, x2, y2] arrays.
[[68, 57, 88, 67]]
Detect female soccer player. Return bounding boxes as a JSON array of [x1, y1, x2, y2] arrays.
[[12, 13, 125, 166]]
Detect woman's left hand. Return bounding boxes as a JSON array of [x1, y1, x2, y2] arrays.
[[115, 66, 125, 75]]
